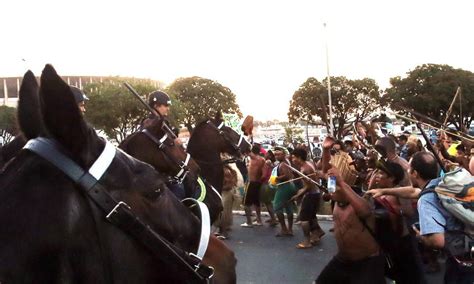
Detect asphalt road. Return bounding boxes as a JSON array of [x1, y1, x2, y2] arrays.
[[224, 215, 444, 284], [225, 215, 336, 284]]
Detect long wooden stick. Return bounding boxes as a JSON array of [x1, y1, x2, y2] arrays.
[[284, 163, 323, 187], [276, 172, 319, 186], [443, 87, 461, 126], [389, 112, 474, 142], [392, 103, 445, 127]]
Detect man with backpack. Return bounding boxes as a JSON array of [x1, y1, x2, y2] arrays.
[[410, 152, 474, 283]]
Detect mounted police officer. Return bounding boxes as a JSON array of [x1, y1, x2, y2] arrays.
[[149, 90, 171, 118], [144, 90, 185, 199], [70, 86, 89, 114]]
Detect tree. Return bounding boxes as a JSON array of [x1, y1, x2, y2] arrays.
[[384, 64, 474, 132], [0, 105, 18, 146], [84, 78, 160, 143], [284, 125, 304, 146], [288, 77, 381, 139], [167, 77, 242, 133]]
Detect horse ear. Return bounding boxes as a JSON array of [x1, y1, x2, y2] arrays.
[[39, 64, 88, 156], [18, 70, 44, 139]]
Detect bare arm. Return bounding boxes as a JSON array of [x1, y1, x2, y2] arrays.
[[321, 137, 335, 173], [412, 226, 445, 249], [328, 167, 372, 219], [366, 186, 421, 199]]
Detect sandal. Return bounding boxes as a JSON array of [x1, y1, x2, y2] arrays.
[[240, 223, 253, 228], [296, 242, 313, 249]]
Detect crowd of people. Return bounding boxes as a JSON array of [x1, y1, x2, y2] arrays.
[[219, 124, 474, 284]]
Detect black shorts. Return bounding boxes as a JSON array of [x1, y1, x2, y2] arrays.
[[243, 181, 261, 206], [316, 255, 386, 284], [299, 192, 320, 222]]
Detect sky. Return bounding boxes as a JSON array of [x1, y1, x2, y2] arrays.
[[1, 0, 474, 121]]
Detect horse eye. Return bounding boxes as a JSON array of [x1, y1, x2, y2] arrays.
[[146, 187, 162, 200]]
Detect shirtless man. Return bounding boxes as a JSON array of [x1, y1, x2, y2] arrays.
[[316, 137, 385, 284], [290, 148, 324, 248], [241, 145, 266, 227], [366, 161, 425, 284]]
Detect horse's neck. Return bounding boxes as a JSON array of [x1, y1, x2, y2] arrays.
[[188, 127, 224, 192], [201, 164, 224, 193]]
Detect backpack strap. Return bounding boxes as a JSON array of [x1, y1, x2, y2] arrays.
[[419, 188, 436, 198]]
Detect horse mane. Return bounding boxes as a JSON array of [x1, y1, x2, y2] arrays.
[[193, 118, 210, 131], [193, 116, 224, 132]]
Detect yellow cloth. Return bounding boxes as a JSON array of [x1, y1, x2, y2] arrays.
[[269, 176, 278, 186], [447, 142, 460, 156]]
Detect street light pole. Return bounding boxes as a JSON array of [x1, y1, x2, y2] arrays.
[[324, 23, 334, 137]]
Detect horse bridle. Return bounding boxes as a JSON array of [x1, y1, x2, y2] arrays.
[[141, 128, 191, 184], [24, 137, 214, 283], [142, 127, 223, 205], [206, 120, 249, 157]]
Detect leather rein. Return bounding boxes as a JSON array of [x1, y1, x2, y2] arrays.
[[24, 137, 214, 283]]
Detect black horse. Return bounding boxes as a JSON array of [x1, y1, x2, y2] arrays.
[[0, 66, 236, 283], [187, 115, 251, 193], [119, 117, 226, 224]]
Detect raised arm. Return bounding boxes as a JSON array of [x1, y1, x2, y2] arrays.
[[328, 167, 372, 219]]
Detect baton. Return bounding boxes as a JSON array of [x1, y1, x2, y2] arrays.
[[123, 82, 177, 139], [416, 122, 447, 173]]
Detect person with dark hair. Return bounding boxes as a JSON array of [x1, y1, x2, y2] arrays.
[[366, 161, 426, 284], [290, 148, 324, 248], [241, 144, 265, 227], [454, 144, 470, 170], [259, 150, 278, 226], [410, 151, 473, 283], [316, 165, 385, 284], [272, 146, 297, 236], [398, 134, 408, 160], [375, 136, 413, 210]]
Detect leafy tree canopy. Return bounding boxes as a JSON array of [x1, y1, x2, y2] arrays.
[[167, 76, 242, 132], [0, 105, 18, 145], [84, 78, 160, 143], [288, 76, 381, 138], [384, 64, 474, 131]]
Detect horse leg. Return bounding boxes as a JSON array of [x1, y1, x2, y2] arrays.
[[202, 235, 237, 284]]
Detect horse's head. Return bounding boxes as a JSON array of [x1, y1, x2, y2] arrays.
[[120, 117, 200, 183], [2, 65, 216, 282], [207, 111, 251, 158]]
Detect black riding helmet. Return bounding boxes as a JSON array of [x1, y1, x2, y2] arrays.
[[148, 90, 172, 107], [70, 86, 89, 103]]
